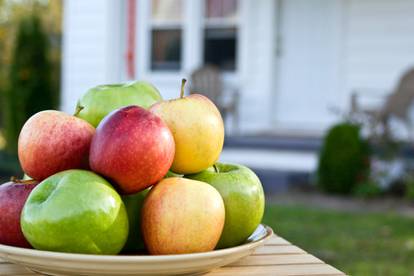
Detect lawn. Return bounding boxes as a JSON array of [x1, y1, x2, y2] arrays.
[[263, 203, 414, 276]]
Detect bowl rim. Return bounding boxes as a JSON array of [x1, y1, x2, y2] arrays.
[[0, 224, 273, 262]]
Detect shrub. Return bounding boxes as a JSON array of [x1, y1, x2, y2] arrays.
[[353, 181, 382, 198], [404, 175, 414, 201], [2, 14, 58, 154], [317, 122, 370, 194]]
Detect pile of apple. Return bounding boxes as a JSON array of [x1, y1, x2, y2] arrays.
[[0, 80, 264, 255]]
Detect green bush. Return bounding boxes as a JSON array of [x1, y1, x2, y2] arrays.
[[353, 181, 382, 198], [317, 122, 370, 194], [404, 176, 414, 200], [2, 14, 58, 154]]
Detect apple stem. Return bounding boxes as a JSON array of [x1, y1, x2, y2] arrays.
[[74, 105, 84, 116], [180, 79, 187, 98], [213, 164, 219, 173], [10, 176, 37, 185]]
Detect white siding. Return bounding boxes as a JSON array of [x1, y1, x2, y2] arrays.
[[61, 0, 125, 113], [238, 0, 276, 133], [61, 0, 414, 135], [344, 0, 414, 101], [270, 0, 414, 134]]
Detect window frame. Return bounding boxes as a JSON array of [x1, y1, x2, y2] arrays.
[[201, 0, 240, 75], [136, 0, 243, 81], [149, 0, 184, 72], [202, 1, 239, 72]]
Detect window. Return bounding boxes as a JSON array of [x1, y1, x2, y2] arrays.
[[150, 0, 183, 71], [203, 0, 238, 71], [146, 0, 239, 73]]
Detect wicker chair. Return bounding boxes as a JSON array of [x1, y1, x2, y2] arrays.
[[351, 67, 414, 139], [190, 65, 239, 133]]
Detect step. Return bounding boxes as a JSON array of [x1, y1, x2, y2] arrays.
[[219, 148, 317, 173]]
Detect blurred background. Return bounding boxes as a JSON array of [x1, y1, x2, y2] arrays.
[[1, 0, 414, 275]]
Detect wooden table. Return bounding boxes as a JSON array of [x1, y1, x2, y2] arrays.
[[1, 235, 346, 276]]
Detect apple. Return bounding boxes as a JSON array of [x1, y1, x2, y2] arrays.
[[141, 177, 225, 255], [21, 169, 129, 254], [186, 163, 265, 249], [150, 79, 224, 174], [89, 106, 175, 194], [0, 179, 38, 247], [75, 81, 162, 127], [164, 170, 182, 178], [18, 110, 95, 181], [122, 188, 150, 252]]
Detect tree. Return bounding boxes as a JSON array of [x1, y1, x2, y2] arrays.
[[3, 14, 58, 153]]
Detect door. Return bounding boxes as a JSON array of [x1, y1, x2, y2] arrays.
[[274, 0, 343, 133]]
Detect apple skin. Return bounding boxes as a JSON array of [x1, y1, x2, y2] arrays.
[[89, 106, 175, 194], [0, 180, 38, 247], [18, 110, 95, 181], [150, 94, 224, 174], [164, 170, 182, 178], [21, 170, 128, 254], [142, 177, 225, 254], [121, 188, 150, 252], [186, 163, 265, 249], [75, 81, 162, 127]]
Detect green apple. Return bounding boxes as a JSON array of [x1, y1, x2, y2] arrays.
[[21, 169, 129, 255], [186, 163, 265, 249], [164, 170, 183, 178], [122, 188, 150, 252], [75, 81, 162, 127]]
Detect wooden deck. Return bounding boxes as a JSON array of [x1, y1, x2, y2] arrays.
[[0, 235, 346, 276]]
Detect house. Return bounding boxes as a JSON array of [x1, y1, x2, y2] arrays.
[[62, 0, 414, 136]]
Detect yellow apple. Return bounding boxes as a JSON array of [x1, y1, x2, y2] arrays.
[[141, 177, 225, 254], [150, 80, 224, 174]]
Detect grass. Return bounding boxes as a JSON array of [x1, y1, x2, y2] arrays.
[[263, 203, 414, 276]]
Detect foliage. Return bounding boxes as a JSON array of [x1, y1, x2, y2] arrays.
[[386, 179, 406, 197], [405, 182, 414, 200], [317, 122, 370, 194], [0, 0, 61, 154], [2, 13, 58, 153], [353, 181, 382, 199], [403, 175, 414, 200], [385, 171, 414, 198], [263, 203, 414, 276]]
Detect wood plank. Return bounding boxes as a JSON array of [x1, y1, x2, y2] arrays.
[[264, 236, 291, 246], [0, 257, 8, 263], [0, 234, 346, 276], [0, 263, 34, 275], [208, 264, 345, 276], [0, 257, 345, 276], [254, 245, 306, 255], [229, 254, 323, 266]]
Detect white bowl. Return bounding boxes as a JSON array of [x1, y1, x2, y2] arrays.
[[0, 224, 273, 276]]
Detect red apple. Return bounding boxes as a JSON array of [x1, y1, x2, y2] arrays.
[[89, 106, 175, 194], [142, 177, 225, 254], [0, 179, 38, 247], [18, 110, 95, 181]]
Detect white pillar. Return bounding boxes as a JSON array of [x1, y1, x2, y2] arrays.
[[61, 0, 125, 114], [238, 0, 276, 133]]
